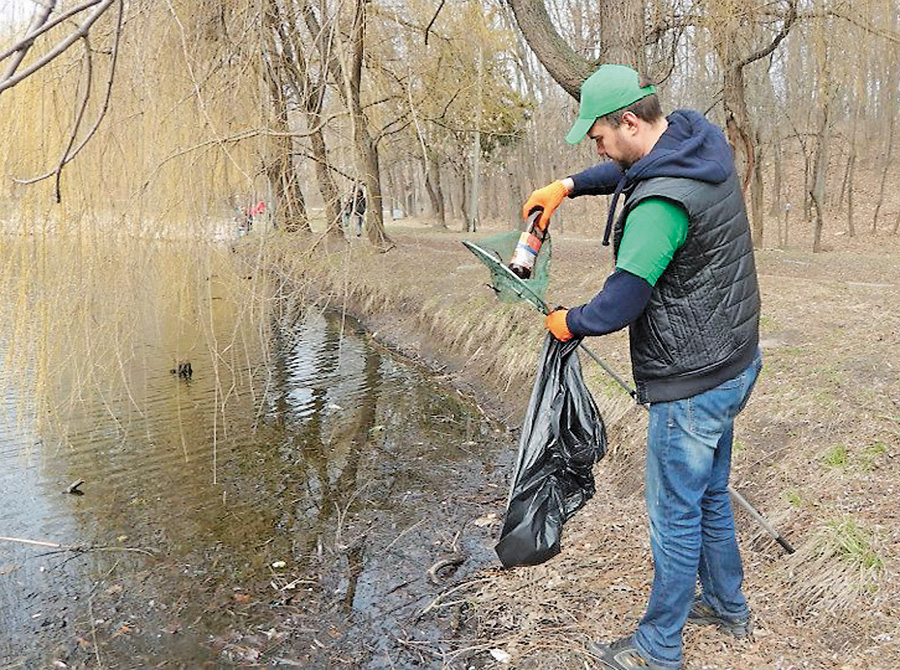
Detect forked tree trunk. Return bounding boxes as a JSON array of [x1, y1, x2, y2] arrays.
[[265, 0, 341, 238]]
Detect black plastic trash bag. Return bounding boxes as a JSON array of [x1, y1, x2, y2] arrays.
[[495, 335, 607, 568]]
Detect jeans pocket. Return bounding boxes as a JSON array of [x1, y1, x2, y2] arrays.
[[688, 378, 747, 438], [736, 354, 762, 413]]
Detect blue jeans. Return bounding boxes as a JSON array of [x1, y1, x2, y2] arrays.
[[633, 350, 762, 669]]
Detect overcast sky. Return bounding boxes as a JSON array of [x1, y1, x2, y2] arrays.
[[0, 1, 34, 27]]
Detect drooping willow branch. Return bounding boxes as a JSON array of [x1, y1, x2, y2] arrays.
[[52, 35, 93, 202], [15, 0, 125, 197]]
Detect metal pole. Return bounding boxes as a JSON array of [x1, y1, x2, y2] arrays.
[[574, 337, 795, 554]]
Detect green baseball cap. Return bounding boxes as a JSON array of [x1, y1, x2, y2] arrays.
[[565, 65, 656, 145]]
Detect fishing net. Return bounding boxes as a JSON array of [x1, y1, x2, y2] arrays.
[[462, 230, 552, 314]]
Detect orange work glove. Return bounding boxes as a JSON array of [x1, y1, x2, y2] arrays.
[[546, 308, 573, 342], [522, 180, 570, 232]]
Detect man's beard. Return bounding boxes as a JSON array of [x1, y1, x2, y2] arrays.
[[613, 146, 642, 171]]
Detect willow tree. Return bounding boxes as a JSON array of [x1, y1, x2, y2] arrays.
[[391, 0, 529, 230]]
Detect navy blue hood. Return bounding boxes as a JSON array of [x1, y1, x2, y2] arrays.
[[627, 109, 733, 184]]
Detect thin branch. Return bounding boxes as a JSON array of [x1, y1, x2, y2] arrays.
[[132, 120, 341, 199], [289, 150, 355, 181], [0, 0, 114, 96], [54, 34, 93, 202], [826, 7, 900, 45], [0, 0, 57, 80], [0, 0, 105, 64], [424, 0, 447, 46], [0, 535, 155, 557], [737, 0, 798, 69]]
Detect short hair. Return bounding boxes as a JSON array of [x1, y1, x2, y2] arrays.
[[599, 77, 663, 127]]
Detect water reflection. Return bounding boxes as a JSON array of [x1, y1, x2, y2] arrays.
[[0, 239, 512, 667]]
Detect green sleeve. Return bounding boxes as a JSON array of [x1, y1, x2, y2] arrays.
[[615, 198, 689, 286]]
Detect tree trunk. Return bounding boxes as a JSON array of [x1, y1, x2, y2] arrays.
[[506, 167, 524, 228], [598, 0, 645, 71], [423, 154, 446, 227], [458, 172, 468, 226], [266, 0, 341, 239], [505, 0, 591, 99], [750, 130, 764, 247], [264, 69, 310, 233], [769, 138, 783, 218], [468, 126, 481, 233], [344, 0, 391, 249], [722, 66, 755, 198], [871, 111, 893, 233], [261, 0, 310, 233], [811, 96, 831, 253]]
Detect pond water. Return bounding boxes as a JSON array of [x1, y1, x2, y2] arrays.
[[0, 239, 515, 668]]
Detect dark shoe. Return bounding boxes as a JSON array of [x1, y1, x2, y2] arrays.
[[587, 635, 670, 669], [687, 599, 753, 638]]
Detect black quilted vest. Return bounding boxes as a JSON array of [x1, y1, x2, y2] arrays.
[[613, 172, 760, 403]]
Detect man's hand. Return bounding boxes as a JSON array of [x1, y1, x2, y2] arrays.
[[522, 180, 570, 231], [546, 308, 573, 342]]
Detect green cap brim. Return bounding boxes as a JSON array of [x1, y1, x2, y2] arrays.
[[565, 117, 594, 145]]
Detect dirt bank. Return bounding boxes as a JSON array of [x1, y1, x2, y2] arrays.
[[267, 220, 900, 669]]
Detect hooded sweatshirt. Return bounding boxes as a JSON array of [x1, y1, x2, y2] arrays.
[[563, 110, 735, 338]]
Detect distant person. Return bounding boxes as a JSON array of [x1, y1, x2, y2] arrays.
[[351, 185, 366, 237], [341, 195, 352, 232], [526, 65, 761, 670]]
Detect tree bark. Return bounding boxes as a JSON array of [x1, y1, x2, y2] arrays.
[[750, 130, 764, 247], [272, 0, 343, 239], [504, 0, 590, 99], [810, 95, 831, 253], [599, 0, 645, 71], [422, 153, 446, 227], [264, 62, 310, 233]]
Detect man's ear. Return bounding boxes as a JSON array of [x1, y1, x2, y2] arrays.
[[621, 111, 640, 133]]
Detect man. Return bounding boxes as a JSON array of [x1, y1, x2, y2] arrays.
[[351, 185, 367, 237], [523, 64, 762, 670]]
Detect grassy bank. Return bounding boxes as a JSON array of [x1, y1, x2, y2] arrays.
[[260, 219, 899, 669]]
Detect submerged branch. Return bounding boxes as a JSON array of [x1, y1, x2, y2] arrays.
[[0, 535, 155, 557]]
